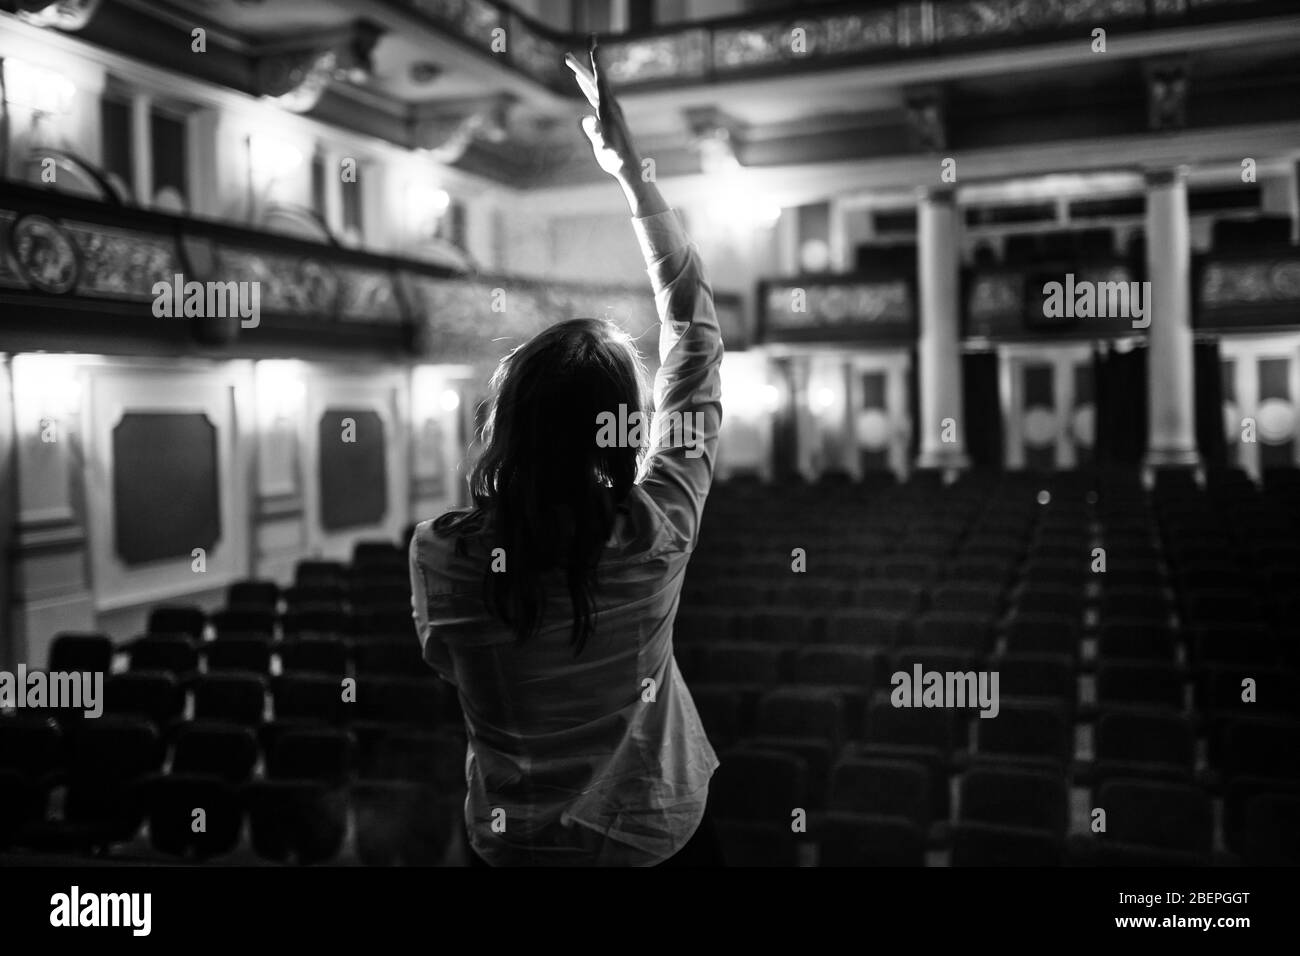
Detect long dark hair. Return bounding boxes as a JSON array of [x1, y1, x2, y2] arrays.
[[435, 318, 650, 654]]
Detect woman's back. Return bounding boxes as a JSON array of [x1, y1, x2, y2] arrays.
[[411, 476, 716, 865]]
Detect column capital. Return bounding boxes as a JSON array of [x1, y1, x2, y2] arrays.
[[1143, 165, 1189, 188], [915, 185, 957, 205]]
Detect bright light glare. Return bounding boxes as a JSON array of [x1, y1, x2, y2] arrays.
[[4, 59, 76, 113], [248, 135, 304, 181]]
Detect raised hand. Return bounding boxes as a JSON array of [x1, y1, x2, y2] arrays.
[[565, 38, 639, 179]]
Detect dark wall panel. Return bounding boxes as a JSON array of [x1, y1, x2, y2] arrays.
[[319, 409, 388, 531], [112, 412, 220, 566]]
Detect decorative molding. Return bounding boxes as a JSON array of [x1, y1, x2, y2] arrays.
[[903, 85, 947, 153], [410, 94, 515, 163], [257, 490, 304, 522], [252, 20, 384, 114], [759, 276, 916, 344], [1197, 253, 1300, 329], [1145, 55, 1191, 132], [16, 0, 102, 31]]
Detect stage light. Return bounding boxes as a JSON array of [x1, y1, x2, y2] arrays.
[[762, 384, 781, 412], [256, 360, 306, 425], [811, 387, 835, 412], [3, 58, 76, 114], [409, 184, 452, 239], [12, 354, 83, 439], [439, 389, 461, 411], [248, 135, 304, 182]]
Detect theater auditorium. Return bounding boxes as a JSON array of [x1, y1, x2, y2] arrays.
[[1, 0, 1298, 870]]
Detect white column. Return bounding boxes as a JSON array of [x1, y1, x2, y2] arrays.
[[1143, 167, 1200, 469], [131, 93, 153, 208], [916, 187, 968, 470]]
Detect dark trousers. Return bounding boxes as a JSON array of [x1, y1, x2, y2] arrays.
[[467, 805, 725, 867]]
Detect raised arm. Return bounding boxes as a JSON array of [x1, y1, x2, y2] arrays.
[[567, 41, 724, 546]]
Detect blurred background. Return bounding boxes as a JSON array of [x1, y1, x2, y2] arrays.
[[0, 0, 1298, 867]]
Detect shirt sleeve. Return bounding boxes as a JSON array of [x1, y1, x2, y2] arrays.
[[409, 527, 457, 685], [631, 208, 724, 548]]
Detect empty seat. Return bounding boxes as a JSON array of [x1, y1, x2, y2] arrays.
[[1099, 589, 1170, 622], [354, 640, 424, 677], [772, 581, 848, 606], [674, 609, 737, 643], [1183, 589, 1264, 628], [930, 585, 1001, 617], [171, 721, 260, 784], [715, 820, 798, 866], [909, 613, 992, 652], [951, 822, 1064, 866], [694, 644, 784, 686], [193, 672, 267, 728], [1096, 662, 1184, 711], [753, 688, 846, 747], [749, 688, 846, 803], [273, 674, 349, 726], [851, 582, 925, 615], [351, 583, 412, 607], [62, 716, 164, 846], [824, 610, 910, 647], [103, 672, 184, 728], [245, 780, 347, 864], [993, 654, 1076, 708], [140, 774, 243, 860], [1242, 792, 1300, 866], [1221, 718, 1300, 780], [127, 634, 198, 679], [709, 746, 807, 824], [974, 701, 1071, 768], [817, 812, 925, 866], [957, 766, 1068, 834], [226, 579, 279, 611], [1094, 710, 1195, 782], [360, 727, 465, 787], [0, 715, 64, 782], [1002, 615, 1081, 659], [353, 540, 404, 565], [1013, 586, 1085, 619], [283, 585, 347, 608], [48, 632, 113, 673], [853, 692, 957, 818], [828, 757, 931, 827], [1097, 622, 1176, 662], [791, 646, 878, 690], [1095, 779, 1212, 856], [1193, 625, 1278, 669], [352, 782, 454, 866], [353, 677, 444, 730], [148, 605, 206, 640], [0, 769, 41, 851], [203, 635, 273, 674], [278, 637, 349, 677], [266, 726, 356, 785], [743, 609, 818, 643], [211, 608, 276, 638], [1196, 667, 1300, 723], [295, 560, 348, 588], [282, 606, 354, 638]]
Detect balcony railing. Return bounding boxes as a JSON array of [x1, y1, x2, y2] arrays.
[[393, 0, 1295, 94], [0, 182, 705, 362]]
